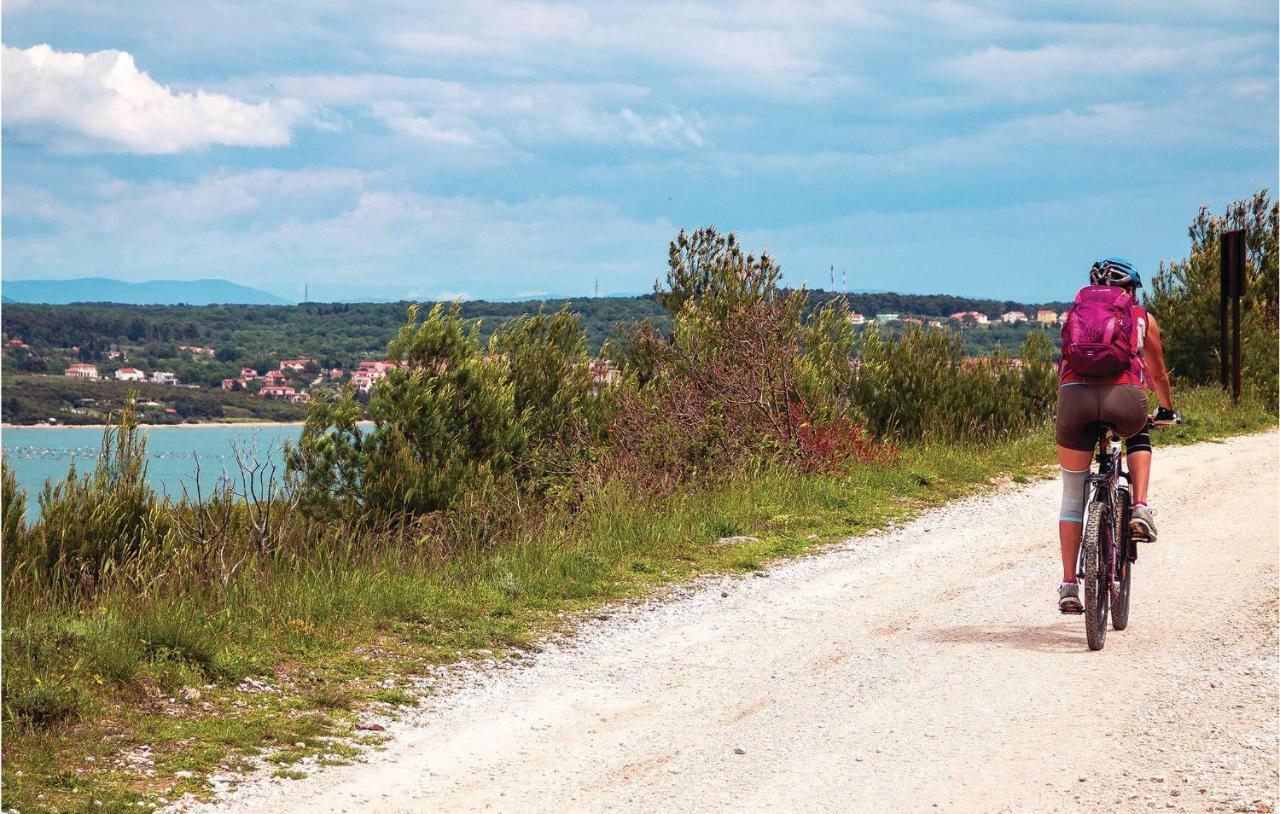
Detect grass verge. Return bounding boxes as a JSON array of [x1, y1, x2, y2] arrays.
[[2, 386, 1273, 813]]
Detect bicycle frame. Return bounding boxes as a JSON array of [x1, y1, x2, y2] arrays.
[[1076, 429, 1134, 584]]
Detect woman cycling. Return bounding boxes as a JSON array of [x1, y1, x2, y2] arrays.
[[1055, 258, 1178, 614]]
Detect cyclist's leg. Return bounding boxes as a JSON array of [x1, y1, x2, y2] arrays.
[[1125, 426, 1156, 539], [1057, 445, 1092, 581], [1097, 384, 1154, 541], [1103, 384, 1150, 502], [1125, 427, 1152, 506], [1054, 385, 1099, 584]]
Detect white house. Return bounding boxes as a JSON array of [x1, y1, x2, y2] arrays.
[[950, 311, 989, 325], [1001, 310, 1028, 324], [876, 313, 900, 323], [846, 312, 866, 326], [114, 367, 146, 382], [65, 363, 99, 379], [150, 371, 178, 385], [352, 360, 395, 393], [589, 360, 618, 395]]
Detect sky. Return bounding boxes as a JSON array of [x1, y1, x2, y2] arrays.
[[2, 0, 1277, 304]]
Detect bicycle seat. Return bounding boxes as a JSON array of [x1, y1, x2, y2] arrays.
[[1083, 421, 1122, 441]]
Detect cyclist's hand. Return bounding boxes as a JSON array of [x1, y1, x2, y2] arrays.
[[1150, 406, 1181, 427]]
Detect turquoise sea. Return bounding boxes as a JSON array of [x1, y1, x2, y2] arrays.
[[1, 424, 302, 519]]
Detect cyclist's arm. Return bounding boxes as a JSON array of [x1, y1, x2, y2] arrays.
[[1145, 314, 1173, 411]]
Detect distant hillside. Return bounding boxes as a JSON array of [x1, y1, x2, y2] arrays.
[[2, 277, 289, 306], [1, 291, 1070, 388]]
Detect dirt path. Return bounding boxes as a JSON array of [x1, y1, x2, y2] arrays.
[[193, 433, 1279, 813]]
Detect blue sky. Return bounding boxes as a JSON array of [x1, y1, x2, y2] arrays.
[[3, 0, 1276, 303]]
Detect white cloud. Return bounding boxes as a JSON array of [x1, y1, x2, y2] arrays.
[[268, 74, 707, 152], [618, 109, 704, 149], [2, 43, 307, 153], [370, 100, 515, 155], [377, 0, 885, 97]]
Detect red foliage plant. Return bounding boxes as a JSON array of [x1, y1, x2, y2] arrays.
[[781, 402, 898, 474]]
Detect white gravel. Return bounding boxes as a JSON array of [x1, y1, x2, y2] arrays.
[[179, 432, 1279, 813]]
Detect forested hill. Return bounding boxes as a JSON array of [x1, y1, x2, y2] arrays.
[[811, 290, 1071, 317], [1, 291, 1070, 387]]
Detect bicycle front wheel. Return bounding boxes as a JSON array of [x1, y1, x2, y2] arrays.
[[1082, 500, 1110, 651], [1110, 489, 1133, 631]]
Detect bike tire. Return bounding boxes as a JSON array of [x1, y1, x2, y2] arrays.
[[1082, 500, 1109, 650], [1111, 560, 1131, 631], [1111, 490, 1132, 631]]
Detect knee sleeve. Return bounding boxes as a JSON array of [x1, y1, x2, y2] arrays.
[[1126, 428, 1152, 455], [1060, 467, 1089, 522]]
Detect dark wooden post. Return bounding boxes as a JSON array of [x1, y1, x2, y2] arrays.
[[1219, 238, 1231, 389], [1220, 229, 1246, 402]]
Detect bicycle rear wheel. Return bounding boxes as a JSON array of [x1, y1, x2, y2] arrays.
[[1082, 500, 1110, 650], [1111, 490, 1133, 631]]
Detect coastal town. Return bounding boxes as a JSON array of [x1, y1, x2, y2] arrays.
[[1, 297, 1065, 426], [47, 355, 623, 404], [11, 305, 1059, 411], [842, 307, 1066, 326]]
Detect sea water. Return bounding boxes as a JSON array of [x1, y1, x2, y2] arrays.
[[1, 424, 302, 519]]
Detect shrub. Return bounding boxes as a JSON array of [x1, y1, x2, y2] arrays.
[[490, 307, 604, 489], [2, 453, 26, 575], [1147, 189, 1279, 403], [850, 324, 1055, 441], [609, 227, 893, 483], [288, 303, 525, 517], [16, 398, 175, 588]]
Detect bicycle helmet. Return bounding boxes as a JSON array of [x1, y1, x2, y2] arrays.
[[1090, 257, 1142, 288]]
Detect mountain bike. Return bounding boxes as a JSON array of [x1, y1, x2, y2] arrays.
[[1077, 412, 1180, 651], [1076, 424, 1134, 651]]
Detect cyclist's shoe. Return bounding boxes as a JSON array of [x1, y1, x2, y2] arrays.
[[1151, 406, 1181, 427], [1058, 582, 1083, 614], [1130, 504, 1158, 542]]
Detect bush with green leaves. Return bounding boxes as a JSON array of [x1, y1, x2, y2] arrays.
[[288, 301, 614, 517], [1147, 189, 1278, 403], [490, 307, 604, 488], [7, 399, 176, 590], [608, 227, 893, 484], [2, 453, 24, 568], [288, 302, 524, 517], [849, 323, 1055, 442]]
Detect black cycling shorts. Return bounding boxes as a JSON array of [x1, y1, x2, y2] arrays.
[[1054, 384, 1148, 452]]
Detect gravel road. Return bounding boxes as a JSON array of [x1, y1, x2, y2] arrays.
[[190, 433, 1278, 813]]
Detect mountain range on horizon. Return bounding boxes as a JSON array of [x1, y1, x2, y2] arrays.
[[4, 276, 1054, 310], [2, 277, 290, 306], [1, 277, 889, 307]]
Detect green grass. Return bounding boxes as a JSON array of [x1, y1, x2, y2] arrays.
[[2, 386, 1272, 812]]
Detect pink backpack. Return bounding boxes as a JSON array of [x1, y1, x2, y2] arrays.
[[1061, 286, 1139, 378]]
